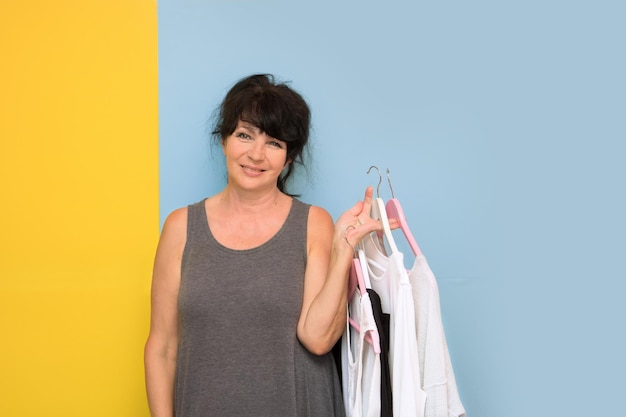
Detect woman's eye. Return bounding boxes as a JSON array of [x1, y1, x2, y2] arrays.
[[236, 132, 252, 140], [269, 141, 284, 148]]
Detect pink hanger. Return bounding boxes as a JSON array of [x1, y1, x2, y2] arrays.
[[347, 258, 362, 300], [384, 169, 422, 257], [347, 257, 381, 354]]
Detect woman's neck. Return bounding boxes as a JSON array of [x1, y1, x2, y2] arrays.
[[217, 185, 289, 215]]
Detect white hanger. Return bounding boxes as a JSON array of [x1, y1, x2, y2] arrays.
[[384, 169, 422, 257], [367, 166, 398, 255]]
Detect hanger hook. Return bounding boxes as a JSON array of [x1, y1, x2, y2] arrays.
[[367, 165, 382, 197], [386, 168, 396, 199]]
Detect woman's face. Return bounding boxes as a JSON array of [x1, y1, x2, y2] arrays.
[[223, 120, 290, 192]]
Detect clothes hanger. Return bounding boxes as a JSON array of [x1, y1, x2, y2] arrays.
[[367, 166, 398, 255], [347, 267, 380, 353], [357, 245, 372, 290], [346, 225, 364, 298], [346, 235, 381, 354], [347, 254, 372, 298], [384, 168, 422, 257]]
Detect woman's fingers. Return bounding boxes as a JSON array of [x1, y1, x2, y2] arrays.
[[388, 217, 400, 230], [339, 187, 374, 226], [340, 186, 386, 250], [359, 186, 374, 218]]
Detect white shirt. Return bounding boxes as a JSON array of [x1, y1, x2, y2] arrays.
[[409, 255, 466, 417], [362, 235, 426, 417]]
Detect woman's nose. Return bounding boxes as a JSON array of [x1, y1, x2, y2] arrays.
[[247, 141, 265, 161]]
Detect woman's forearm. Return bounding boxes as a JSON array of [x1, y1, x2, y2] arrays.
[[145, 342, 176, 417]]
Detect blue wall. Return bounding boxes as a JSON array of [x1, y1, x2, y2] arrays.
[[158, 1, 626, 415]]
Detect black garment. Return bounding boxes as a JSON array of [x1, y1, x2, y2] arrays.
[[333, 287, 394, 417], [368, 288, 393, 417]]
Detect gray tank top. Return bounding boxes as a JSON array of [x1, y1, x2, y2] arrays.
[[175, 198, 345, 417]]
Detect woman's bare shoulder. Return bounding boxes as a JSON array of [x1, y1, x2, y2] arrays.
[[306, 205, 334, 245], [159, 206, 189, 244]]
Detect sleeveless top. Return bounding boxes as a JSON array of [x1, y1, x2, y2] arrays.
[[175, 198, 346, 417]]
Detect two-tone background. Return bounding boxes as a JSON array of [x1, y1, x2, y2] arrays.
[[1, 1, 624, 416]]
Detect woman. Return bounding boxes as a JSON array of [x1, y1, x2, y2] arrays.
[[144, 74, 382, 416]]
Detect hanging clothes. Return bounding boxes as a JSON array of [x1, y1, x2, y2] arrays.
[[362, 235, 426, 417], [341, 289, 382, 417], [409, 256, 466, 417], [342, 166, 466, 417], [382, 167, 465, 417]]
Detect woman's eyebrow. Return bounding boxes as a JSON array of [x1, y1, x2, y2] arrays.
[[238, 121, 262, 133]]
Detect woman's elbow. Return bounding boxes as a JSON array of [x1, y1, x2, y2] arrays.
[[144, 335, 177, 365], [301, 339, 334, 356], [297, 327, 342, 356]]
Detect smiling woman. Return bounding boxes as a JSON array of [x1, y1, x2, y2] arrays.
[[144, 74, 384, 416], [223, 121, 290, 193], [211, 74, 311, 196]]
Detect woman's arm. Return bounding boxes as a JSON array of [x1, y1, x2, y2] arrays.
[[297, 187, 382, 355], [144, 208, 187, 417]]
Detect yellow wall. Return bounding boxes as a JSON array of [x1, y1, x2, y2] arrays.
[[0, 1, 158, 415]]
